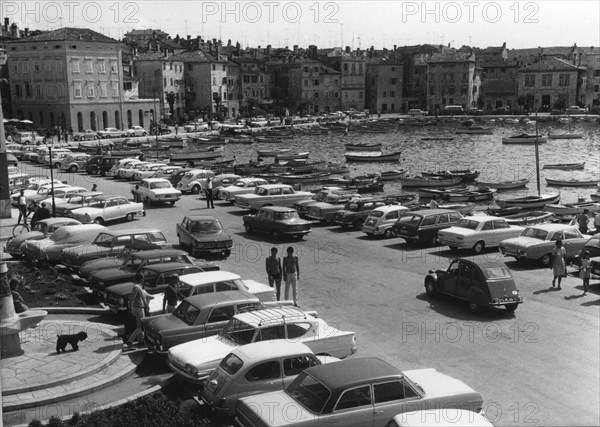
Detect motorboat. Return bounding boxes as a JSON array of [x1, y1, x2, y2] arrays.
[[256, 148, 291, 157], [344, 151, 401, 162], [380, 169, 409, 181], [274, 152, 310, 161], [502, 133, 548, 144], [417, 187, 496, 202], [476, 179, 529, 190], [542, 162, 585, 170], [545, 178, 600, 187], [496, 193, 560, 209]]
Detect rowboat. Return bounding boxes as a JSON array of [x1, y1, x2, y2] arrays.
[[380, 169, 409, 180], [188, 136, 225, 144], [496, 193, 560, 209], [503, 211, 555, 226], [279, 172, 332, 185], [545, 178, 600, 187], [169, 150, 223, 162], [544, 202, 600, 216], [485, 206, 522, 216], [417, 187, 496, 202], [257, 148, 291, 157], [547, 132, 584, 139], [542, 162, 585, 170], [275, 152, 310, 161], [421, 137, 454, 141], [399, 176, 462, 188], [476, 179, 529, 190], [501, 134, 548, 144], [344, 151, 401, 162], [225, 137, 255, 144], [422, 169, 480, 182], [344, 143, 383, 151], [455, 126, 494, 135], [422, 201, 476, 215]]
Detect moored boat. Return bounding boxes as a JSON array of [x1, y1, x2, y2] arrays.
[[421, 137, 454, 141], [380, 169, 409, 180], [496, 193, 560, 209], [501, 133, 548, 144], [399, 176, 462, 188], [257, 148, 291, 157], [279, 172, 332, 185], [275, 152, 310, 161], [544, 202, 600, 216], [422, 169, 480, 182], [344, 143, 383, 151], [421, 201, 477, 215], [344, 151, 401, 162], [476, 179, 529, 190], [545, 178, 600, 187], [440, 188, 497, 202], [547, 132, 584, 139], [542, 162, 585, 170], [455, 126, 494, 135], [503, 210, 554, 226]]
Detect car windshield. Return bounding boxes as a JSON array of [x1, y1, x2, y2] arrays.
[[219, 353, 244, 376], [483, 266, 513, 279], [369, 211, 384, 218], [150, 181, 172, 189], [94, 233, 115, 246], [87, 199, 106, 209], [455, 219, 480, 230], [584, 237, 600, 248], [277, 211, 299, 220], [173, 300, 201, 326], [521, 228, 548, 240], [396, 214, 422, 226], [285, 372, 331, 414], [191, 220, 223, 232], [221, 318, 255, 345], [344, 202, 360, 212], [233, 181, 248, 187]]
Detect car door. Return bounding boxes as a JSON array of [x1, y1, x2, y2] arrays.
[[372, 380, 423, 425], [491, 220, 511, 246], [253, 209, 267, 232], [242, 360, 283, 394], [330, 385, 374, 427], [478, 220, 494, 246], [442, 260, 460, 295], [104, 199, 120, 221], [116, 198, 131, 218], [203, 305, 235, 336], [563, 229, 584, 258], [455, 261, 473, 299]]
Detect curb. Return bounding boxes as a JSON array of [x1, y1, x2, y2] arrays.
[[37, 306, 109, 314]]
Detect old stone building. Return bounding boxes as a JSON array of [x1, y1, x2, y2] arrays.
[[581, 46, 600, 109], [476, 43, 519, 111], [365, 59, 403, 113]]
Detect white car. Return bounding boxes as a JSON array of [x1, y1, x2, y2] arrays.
[[34, 186, 89, 206], [97, 127, 126, 138], [137, 178, 182, 205], [72, 129, 99, 141], [125, 126, 147, 137], [388, 409, 493, 427], [10, 178, 64, 205], [407, 109, 428, 116], [107, 158, 142, 178], [184, 121, 209, 132], [117, 161, 151, 180], [132, 163, 167, 181], [176, 169, 215, 194], [437, 216, 525, 254], [218, 178, 269, 203], [69, 195, 145, 225], [565, 106, 588, 114], [150, 165, 183, 179], [362, 205, 410, 238], [167, 306, 356, 383]]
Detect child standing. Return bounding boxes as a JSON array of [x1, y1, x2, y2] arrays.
[[580, 252, 591, 296]]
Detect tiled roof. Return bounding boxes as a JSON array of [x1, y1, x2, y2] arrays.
[[170, 50, 221, 63], [9, 27, 117, 43], [518, 57, 584, 72], [426, 51, 475, 63], [135, 52, 175, 61]]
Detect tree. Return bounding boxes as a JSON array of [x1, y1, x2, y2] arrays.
[[165, 91, 176, 120]]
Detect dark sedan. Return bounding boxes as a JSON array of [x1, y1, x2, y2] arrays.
[[424, 258, 523, 313], [243, 206, 311, 239], [176, 215, 233, 257]]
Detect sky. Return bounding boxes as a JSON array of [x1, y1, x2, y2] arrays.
[[3, 0, 600, 50]]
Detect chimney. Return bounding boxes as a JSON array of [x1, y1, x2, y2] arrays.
[[187, 35, 191, 40], [266, 44, 271, 56], [345, 46, 350, 54], [153, 30, 157, 40], [3, 17, 8, 32], [215, 42, 220, 58], [227, 39, 232, 47], [393, 44, 397, 52], [24, 28, 29, 38], [236, 41, 241, 55], [208, 41, 213, 55], [591, 46, 594, 52], [293, 45, 298, 55], [196, 35, 201, 49], [10, 22, 18, 38]]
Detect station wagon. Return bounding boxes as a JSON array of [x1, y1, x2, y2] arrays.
[[393, 209, 463, 245]]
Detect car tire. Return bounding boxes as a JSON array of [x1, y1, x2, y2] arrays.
[[69, 165, 78, 173], [540, 253, 551, 267], [505, 303, 518, 312], [244, 223, 253, 234], [383, 228, 394, 239], [94, 217, 105, 225], [191, 185, 201, 195], [170, 201, 176, 205], [468, 302, 479, 314], [429, 235, 438, 246], [54, 162, 61, 169], [126, 213, 135, 221], [223, 249, 231, 257], [473, 241, 485, 255], [142, 132, 147, 136], [425, 278, 438, 298]]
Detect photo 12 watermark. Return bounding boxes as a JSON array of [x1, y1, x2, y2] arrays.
[[400, 1, 540, 24]]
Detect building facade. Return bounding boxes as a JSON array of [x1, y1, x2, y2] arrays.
[[582, 46, 600, 109], [365, 60, 403, 113], [231, 57, 272, 116]]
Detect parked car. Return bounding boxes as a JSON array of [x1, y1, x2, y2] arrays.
[[424, 258, 523, 313], [23, 224, 107, 262], [88, 248, 212, 291], [72, 129, 100, 141], [132, 163, 168, 181], [13, 131, 45, 144], [59, 153, 91, 173], [69, 195, 145, 225], [176, 169, 215, 194], [183, 121, 209, 132], [117, 161, 151, 180], [167, 306, 356, 383], [150, 165, 183, 179], [97, 127, 126, 138], [292, 188, 344, 217], [305, 192, 362, 223], [332, 198, 389, 230], [235, 357, 484, 427], [4, 218, 82, 259], [10, 144, 37, 160], [176, 215, 233, 257], [106, 158, 142, 178], [137, 178, 182, 205], [169, 168, 193, 187], [33, 186, 89, 207], [218, 178, 270, 203], [143, 290, 265, 354], [243, 206, 311, 239], [407, 109, 428, 116], [234, 184, 313, 210], [392, 209, 464, 245], [591, 256, 600, 279], [53, 191, 103, 217], [103, 262, 210, 313], [202, 341, 338, 415], [387, 408, 493, 427], [125, 125, 147, 137], [499, 224, 590, 266], [40, 147, 72, 166], [212, 173, 242, 198], [571, 233, 600, 270], [362, 205, 410, 238], [25, 183, 71, 205], [10, 178, 64, 205], [437, 216, 525, 254], [565, 106, 588, 114], [61, 228, 167, 268]]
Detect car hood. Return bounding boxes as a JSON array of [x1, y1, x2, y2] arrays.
[[437, 227, 477, 238], [63, 244, 110, 258], [104, 282, 135, 297], [7, 231, 44, 248], [169, 334, 236, 368], [144, 314, 187, 336], [237, 391, 315, 426], [310, 202, 342, 210], [500, 236, 545, 250], [70, 207, 103, 216], [80, 258, 122, 277], [404, 368, 481, 399], [91, 267, 135, 282], [190, 230, 231, 241], [243, 279, 275, 300]]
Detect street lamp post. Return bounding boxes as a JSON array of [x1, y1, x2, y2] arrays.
[[0, 47, 11, 219]]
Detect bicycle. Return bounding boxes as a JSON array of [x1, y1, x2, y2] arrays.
[[13, 222, 30, 237]]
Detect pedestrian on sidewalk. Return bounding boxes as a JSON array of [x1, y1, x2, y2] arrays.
[[175, 124, 179, 135], [550, 239, 567, 290], [127, 274, 154, 345], [283, 246, 300, 306], [17, 189, 29, 226], [580, 252, 591, 296], [131, 184, 142, 202], [163, 274, 180, 314], [205, 177, 214, 208], [91, 183, 98, 192], [37, 202, 51, 222], [266, 247, 282, 300], [577, 209, 590, 234]]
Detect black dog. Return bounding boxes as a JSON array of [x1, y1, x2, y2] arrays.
[[56, 331, 88, 353]]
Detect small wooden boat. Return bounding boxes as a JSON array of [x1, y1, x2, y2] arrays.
[[544, 202, 600, 216], [422, 170, 480, 182], [545, 178, 600, 187], [440, 188, 497, 202], [399, 176, 462, 188], [502, 133, 548, 144], [547, 132, 584, 139], [279, 172, 332, 185], [257, 148, 291, 157], [225, 137, 255, 144], [344, 143, 383, 151], [380, 169, 409, 181], [421, 137, 454, 141], [344, 151, 401, 162], [542, 162, 585, 170], [420, 202, 476, 215], [476, 179, 529, 190], [504, 211, 554, 226], [496, 193, 560, 209], [455, 126, 494, 135], [275, 152, 310, 161], [485, 206, 522, 216], [169, 150, 223, 162]]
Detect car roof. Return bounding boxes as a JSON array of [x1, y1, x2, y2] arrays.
[[90, 195, 129, 201], [258, 206, 296, 212], [38, 217, 81, 226], [235, 341, 313, 361], [257, 184, 293, 189], [371, 205, 409, 213], [453, 257, 509, 270], [68, 191, 103, 197], [141, 262, 200, 273], [141, 178, 170, 182], [233, 306, 314, 328], [179, 271, 241, 286], [401, 209, 459, 216], [184, 215, 220, 221], [132, 249, 187, 259], [526, 223, 579, 232], [96, 228, 163, 237], [305, 357, 400, 390], [185, 290, 258, 308]]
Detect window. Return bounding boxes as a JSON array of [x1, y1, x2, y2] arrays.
[[559, 74, 570, 86], [381, 103, 387, 111], [98, 61, 106, 73], [595, 84, 600, 93], [391, 91, 395, 97], [283, 355, 319, 376], [35, 84, 41, 97], [100, 81, 107, 97], [335, 386, 372, 411], [251, 75, 258, 83], [421, 215, 436, 226], [74, 82, 82, 97], [212, 64, 216, 71], [22, 60, 29, 74], [223, 64, 226, 71], [170, 78, 174, 86], [314, 79, 319, 86], [34, 61, 40, 72], [481, 221, 494, 231], [86, 84, 95, 98], [25, 83, 33, 98], [245, 361, 280, 382], [373, 381, 414, 403], [314, 92, 319, 99], [110, 62, 117, 73], [541, 74, 552, 86], [85, 60, 93, 73], [72, 60, 80, 73], [258, 325, 285, 341], [207, 306, 234, 323], [286, 322, 311, 339], [524, 74, 535, 86], [391, 78, 397, 84], [436, 214, 450, 224]]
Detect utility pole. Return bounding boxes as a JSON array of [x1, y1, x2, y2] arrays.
[[0, 47, 10, 219]]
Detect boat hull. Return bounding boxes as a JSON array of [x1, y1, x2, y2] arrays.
[[545, 178, 600, 187], [544, 202, 600, 216], [401, 177, 462, 188], [476, 179, 529, 190], [344, 152, 401, 162], [344, 143, 383, 151], [502, 136, 548, 144], [496, 193, 560, 209], [503, 211, 555, 226], [542, 162, 585, 170]]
